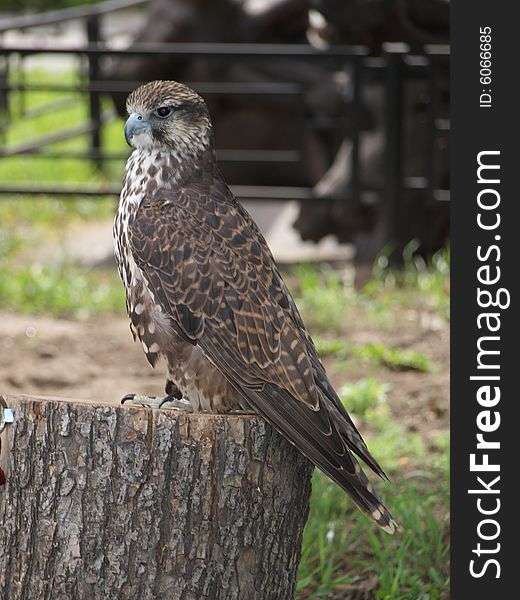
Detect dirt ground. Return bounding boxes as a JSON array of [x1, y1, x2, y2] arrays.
[[0, 311, 167, 406], [0, 305, 449, 444], [334, 306, 450, 444]]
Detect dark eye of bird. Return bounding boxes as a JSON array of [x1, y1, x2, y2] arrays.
[[155, 106, 172, 118]]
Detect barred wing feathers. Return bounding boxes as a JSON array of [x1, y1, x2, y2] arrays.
[[129, 176, 396, 533]]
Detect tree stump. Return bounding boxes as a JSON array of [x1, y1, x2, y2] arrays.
[[0, 394, 313, 600]]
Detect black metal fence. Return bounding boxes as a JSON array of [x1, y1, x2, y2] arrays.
[[0, 0, 450, 253]]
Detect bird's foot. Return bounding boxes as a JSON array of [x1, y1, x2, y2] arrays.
[[121, 393, 193, 412]]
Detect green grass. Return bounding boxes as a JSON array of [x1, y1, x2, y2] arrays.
[[315, 338, 436, 373], [0, 215, 122, 320], [298, 471, 449, 600], [365, 242, 451, 323], [291, 264, 352, 332], [297, 380, 449, 599], [290, 259, 450, 599], [338, 378, 388, 417], [291, 250, 450, 336], [359, 480, 449, 600], [0, 256, 124, 318], [0, 69, 127, 316]]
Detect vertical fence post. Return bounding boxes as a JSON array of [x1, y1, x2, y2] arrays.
[[350, 56, 361, 204], [86, 14, 102, 170], [18, 54, 27, 118], [349, 55, 364, 207], [382, 42, 407, 263], [426, 51, 439, 205], [0, 54, 8, 145]]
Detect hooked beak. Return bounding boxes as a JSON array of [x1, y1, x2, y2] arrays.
[[124, 112, 150, 147]]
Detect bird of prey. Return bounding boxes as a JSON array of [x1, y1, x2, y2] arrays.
[[114, 80, 396, 533]]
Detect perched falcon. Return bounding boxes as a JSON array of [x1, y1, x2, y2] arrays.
[[114, 80, 396, 533]]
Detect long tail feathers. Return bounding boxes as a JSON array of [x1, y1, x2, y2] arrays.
[[239, 382, 399, 534], [200, 336, 399, 533]]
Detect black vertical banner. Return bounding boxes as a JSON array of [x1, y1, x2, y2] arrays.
[[451, 2, 519, 597]]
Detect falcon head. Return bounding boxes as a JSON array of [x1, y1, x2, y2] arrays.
[[124, 80, 213, 158]]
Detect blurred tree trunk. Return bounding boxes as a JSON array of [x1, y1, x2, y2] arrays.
[[0, 394, 313, 600]]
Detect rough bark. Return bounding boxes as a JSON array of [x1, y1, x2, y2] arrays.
[[0, 394, 313, 600]]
